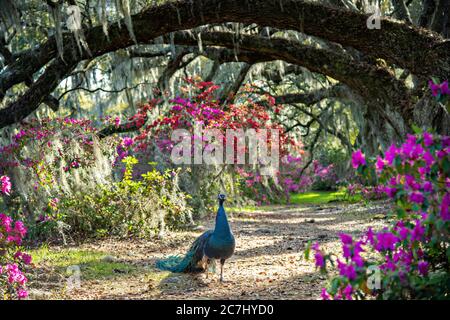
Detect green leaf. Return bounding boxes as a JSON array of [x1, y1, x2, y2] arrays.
[[411, 124, 423, 134]]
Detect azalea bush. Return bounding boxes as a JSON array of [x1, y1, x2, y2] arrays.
[[0, 176, 31, 300], [0, 117, 116, 218], [344, 183, 386, 202], [117, 78, 306, 210], [56, 156, 192, 238], [308, 131, 450, 300]]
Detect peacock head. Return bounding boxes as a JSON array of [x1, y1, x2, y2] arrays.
[[218, 194, 226, 205]]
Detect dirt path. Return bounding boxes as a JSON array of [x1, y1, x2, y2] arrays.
[[29, 202, 388, 300]]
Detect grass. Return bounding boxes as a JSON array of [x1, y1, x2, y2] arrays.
[[30, 245, 138, 280], [229, 190, 362, 211], [290, 190, 360, 205]]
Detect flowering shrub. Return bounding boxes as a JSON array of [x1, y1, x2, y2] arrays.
[[0, 176, 31, 299], [344, 183, 386, 202], [0, 117, 121, 240], [117, 78, 305, 209], [308, 132, 450, 299], [58, 156, 192, 238]]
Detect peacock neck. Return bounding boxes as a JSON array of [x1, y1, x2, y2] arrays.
[[214, 203, 232, 238]]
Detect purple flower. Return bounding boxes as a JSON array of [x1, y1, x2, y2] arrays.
[[399, 226, 410, 240], [418, 261, 429, 276], [428, 80, 449, 97], [321, 288, 331, 300], [411, 220, 425, 242], [384, 186, 397, 198], [314, 253, 325, 268], [376, 156, 385, 172], [375, 232, 399, 252], [122, 137, 134, 147], [385, 144, 399, 165], [352, 254, 364, 267], [342, 244, 352, 259], [339, 233, 353, 245], [366, 227, 375, 245], [381, 257, 396, 272], [421, 151, 435, 168], [343, 284, 353, 300], [409, 191, 425, 204], [1, 175, 12, 195], [351, 150, 366, 169], [423, 132, 434, 147], [312, 242, 325, 268]]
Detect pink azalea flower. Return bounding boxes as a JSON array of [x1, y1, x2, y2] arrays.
[[17, 289, 28, 299], [409, 191, 425, 204], [343, 284, 353, 300], [321, 288, 331, 300], [312, 242, 325, 268], [375, 156, 385, 172], [423, 132, 434, 147], [1, 175, 12, 195], [351, 150, 366, 169], [339, 233, 353, 245], [375, 232, 399, 252]]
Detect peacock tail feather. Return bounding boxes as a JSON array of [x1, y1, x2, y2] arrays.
[[155, 230, 213, 273]]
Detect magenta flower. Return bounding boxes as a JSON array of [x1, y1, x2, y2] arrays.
[[339, 233, 353, 245], [385, 144, 399, 165], [422, 151, 435, 168], [429, 80, 450, 97], [411, 220, 425, 242], [351, 150, 366, 169], [321, 288, 331, 300], [1, 175, 12, 195], [337, 260, 357, 280], [384, 186, 397, 198], [418, 261, 429, 276], [423, 132, 434, 147], [365, 227, 375, 245], [352, 254, 364, 267], [409, 191, 425, 204], [114, 117, 121, 128], [312, 242, 325, 268], [375, 232, 399, 252], [398, 226, 410, 240], [375, 156, 385, 172], [0, 213, 13, 232], [122, 137, 134, 147], [381, 257, 396, 272], [17, 289, 28, 299], [342, 244, 352, 259], [13, 220, 27, 237], [343, 284, 353, 300]]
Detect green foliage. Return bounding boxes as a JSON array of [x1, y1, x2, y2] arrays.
[[30, 246, 137, 280], [47, 156, 192, 239], [312, 133, 450, 300], [290, 190, 359, 204]]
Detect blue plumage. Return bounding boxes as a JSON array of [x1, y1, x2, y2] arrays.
[[156, 194, 235, 281]]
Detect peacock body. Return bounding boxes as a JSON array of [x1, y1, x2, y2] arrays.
[[156, 194, 235, 281]]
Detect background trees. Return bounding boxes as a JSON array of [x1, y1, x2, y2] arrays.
[[0, 0, 448, 145]]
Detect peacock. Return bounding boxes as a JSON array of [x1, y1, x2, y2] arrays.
[[156, 194, 235, 282]]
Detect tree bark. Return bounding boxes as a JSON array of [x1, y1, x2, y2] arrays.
[[0, 0, 448, 129]]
